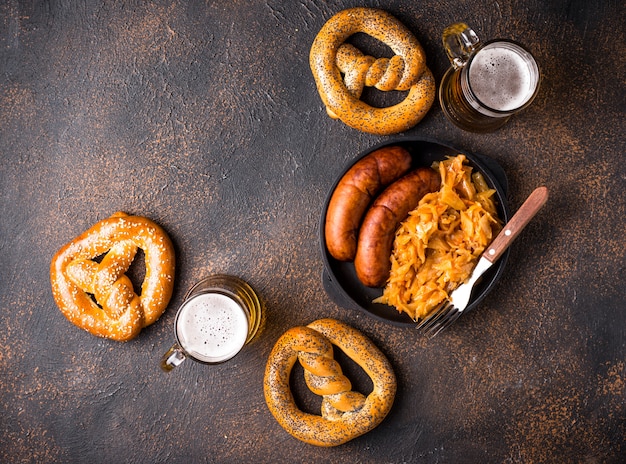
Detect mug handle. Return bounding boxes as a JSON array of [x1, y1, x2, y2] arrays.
[[160, 343, 187, 371], [443, 23, 480, 69]]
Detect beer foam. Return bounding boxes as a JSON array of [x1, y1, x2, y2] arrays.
[[176, 292, 249, 363], [468, 43, 537, 111]]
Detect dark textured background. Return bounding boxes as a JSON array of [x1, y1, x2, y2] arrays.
[[1, 0, 624, 462]]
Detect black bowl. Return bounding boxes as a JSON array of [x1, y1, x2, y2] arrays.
[[320, 137, 511, 326]]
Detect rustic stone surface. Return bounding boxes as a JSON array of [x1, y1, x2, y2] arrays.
[[0, 0, 624, 462]]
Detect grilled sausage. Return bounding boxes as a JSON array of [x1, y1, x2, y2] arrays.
[[354, 167, 441, 287], [325, 146, 412, 261]]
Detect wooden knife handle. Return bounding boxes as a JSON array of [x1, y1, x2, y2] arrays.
[[484, 186, 549, 263]]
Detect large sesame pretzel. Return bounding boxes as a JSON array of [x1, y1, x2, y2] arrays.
[[264, 318, 396, 447], [50, 212, 175, 341], [310, 7, 435, 135]]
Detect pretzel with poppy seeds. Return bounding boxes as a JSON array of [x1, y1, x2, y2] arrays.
[[50, 212, 175, 341], [264, 318, 396, 447], [310, 7, 435, 135]]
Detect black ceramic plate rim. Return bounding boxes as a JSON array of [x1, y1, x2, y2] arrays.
[[320, 136, 511, 327]]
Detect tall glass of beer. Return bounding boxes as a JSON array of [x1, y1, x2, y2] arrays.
[[439, 23, 541, 132]]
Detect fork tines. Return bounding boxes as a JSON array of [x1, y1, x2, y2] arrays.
[[416, 301, 462, 338]]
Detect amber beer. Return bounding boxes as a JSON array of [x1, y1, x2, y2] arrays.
[[439, 24, 540, 132], [161, 275, 262, 371]]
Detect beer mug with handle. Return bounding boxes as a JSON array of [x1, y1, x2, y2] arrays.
[[160, 275, 263, 371], [439, 23, 541, 132]]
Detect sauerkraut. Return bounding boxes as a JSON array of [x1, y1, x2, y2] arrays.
[[374, 154, 501, 320]]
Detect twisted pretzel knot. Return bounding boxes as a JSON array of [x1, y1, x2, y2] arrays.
[[264, 318, 396, 447], [326, 43, 409, 119], [297, 326, 367, 419], [50, 212, 175, 341], [310, 7, 435, 135]]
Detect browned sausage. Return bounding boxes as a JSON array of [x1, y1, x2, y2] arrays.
[[325, 146, 412, 261], [354, 167, 441, 287]]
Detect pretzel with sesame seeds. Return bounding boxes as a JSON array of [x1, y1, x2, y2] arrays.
[[264, 318, 396, 447], [309, 7, 435, 135], [50, 212, 175, 341]]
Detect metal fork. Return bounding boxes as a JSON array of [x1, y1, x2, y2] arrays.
[[416, 186, 549, 338]]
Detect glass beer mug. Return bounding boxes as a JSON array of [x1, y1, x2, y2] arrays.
[[160, 275, 263, 371], [439, 23, 541, 132]]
